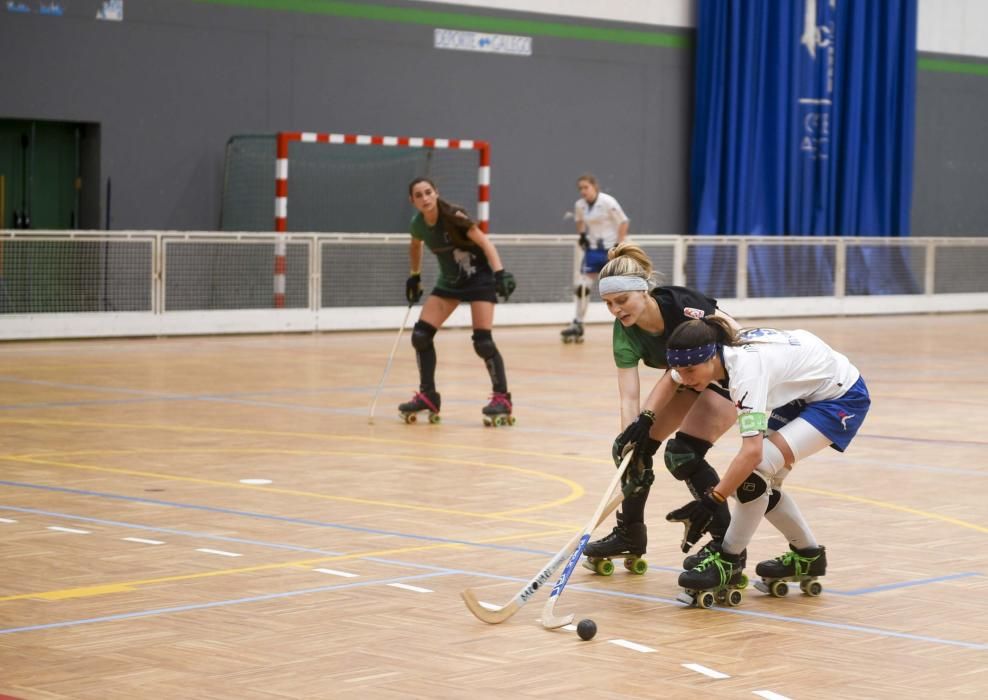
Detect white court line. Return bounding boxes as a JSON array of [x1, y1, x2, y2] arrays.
[[48, 526, 90, 534], [608, 639, 655, 653], [387, 583, 433, 593], [753, 692, 792, 700], [478, 601, 500, 611], [196, 548, 242, 557], [313, 568, 359, 578], [122, 537, 165, 545], [0, 518, 17, 523], [683, 663, 730, 679]]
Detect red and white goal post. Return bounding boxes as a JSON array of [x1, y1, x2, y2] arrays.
[[273, 131, 490, 308]]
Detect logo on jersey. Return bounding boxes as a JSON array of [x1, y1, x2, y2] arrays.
[[735, 392, 752, 411], [837, 410, 854, 431], [683, 307, 706, 320]]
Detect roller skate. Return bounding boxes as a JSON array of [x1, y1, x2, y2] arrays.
[[560, 320, 584, 344], [683, 539, 746, 571], [581, 513, 648, 576], [482, 391, 516, 427], [754, 544, 827, 597], [677, 542, 747, 608], [398, 390, 441, 424]]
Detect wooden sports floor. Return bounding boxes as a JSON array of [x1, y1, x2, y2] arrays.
[[1, 313, 986, 699]]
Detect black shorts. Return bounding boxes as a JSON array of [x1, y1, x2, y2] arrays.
[[431, 271, 497, 303]]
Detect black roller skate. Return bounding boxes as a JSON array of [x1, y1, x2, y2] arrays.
[[482, 391, 515, 427], [560, 320, 584, 344], [754, 544, 827, 597], [398, 390, 441, 424], [677, 542, 748, 608], [683, 539, 747, 571], [581, 513, 647, 576]]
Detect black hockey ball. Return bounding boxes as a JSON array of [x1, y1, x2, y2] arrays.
[[576, 618, 597, 641]]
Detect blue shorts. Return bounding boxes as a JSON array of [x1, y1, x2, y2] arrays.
[[582, 248, 608, 274], [768, 376, 870, 452]]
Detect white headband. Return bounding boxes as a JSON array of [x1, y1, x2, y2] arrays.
[[598, 276, 648, 296]]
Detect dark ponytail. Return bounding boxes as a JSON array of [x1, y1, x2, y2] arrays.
[[667, 317, 739, 350]]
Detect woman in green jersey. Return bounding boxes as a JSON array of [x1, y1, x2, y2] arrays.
[[399, 177, 517, 426], [582, 242, 741, 572]]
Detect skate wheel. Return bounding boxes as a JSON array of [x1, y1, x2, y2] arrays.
[[483, 417, 493, 427], [562, 336, 573, 344], [801, 579, 823, 597], [595, 559, 615, 576], [624, 557, 647, 575], [769, 580, 789, 597], [737, 574, 749, 589], [697, 591, 715, 609], [714, 590, 727, 604], [496, 415, 508, 427], [402, 413, 416, 424], [507, 415, 516, 426], [575, 337, 585, 344], [428, 413, 441, 424], [727, 589, 743, 606]]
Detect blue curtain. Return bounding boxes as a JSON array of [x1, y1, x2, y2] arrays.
[[689, 0, 918, 298]]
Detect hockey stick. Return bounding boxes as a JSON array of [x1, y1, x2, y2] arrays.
[[460, 452, 632, 625], [367, 303, 414, 425], [540, 452, 633, 629]]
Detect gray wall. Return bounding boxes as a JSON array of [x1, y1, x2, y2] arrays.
[[0, 0, 692, 234], [1, 1, 986, 235]]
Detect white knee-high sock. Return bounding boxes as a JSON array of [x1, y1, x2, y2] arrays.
[[765, 491, 817, 549], [722, 494, 768, 557]]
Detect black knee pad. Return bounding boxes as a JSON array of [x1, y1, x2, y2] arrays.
[[766, 489, 782, 513], [663, 432, 713, 481], [736, 472, 768, 504], [472, 329, 497, 360], [574, 284, 591, 299], [411, 321, 437, 352]]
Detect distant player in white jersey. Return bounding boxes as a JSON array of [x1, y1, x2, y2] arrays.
[[660, 318, 870, 606], [561, 173, 629, 343]]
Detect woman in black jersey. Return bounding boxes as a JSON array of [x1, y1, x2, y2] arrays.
[[583, 242, 741, 573], [399, 177, 517, 425]]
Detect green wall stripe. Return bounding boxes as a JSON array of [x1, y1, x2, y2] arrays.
[[191, 0, 689, 48], [193, 0, 988, 75], [918, 57, 988, 76]]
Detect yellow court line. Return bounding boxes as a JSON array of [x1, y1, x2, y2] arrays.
[[1, 449, 583, 528], [0, 416, 611, 465], [787, 484, 988, 534], [0, 527, 575, 603]]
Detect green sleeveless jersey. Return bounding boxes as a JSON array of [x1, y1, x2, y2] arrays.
[[612, 286, 719, 369], [410, 211, 492, 291]]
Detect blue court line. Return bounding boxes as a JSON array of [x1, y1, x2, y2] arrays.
[[2, 483, 982, 598], [0, 571, 452, 636], [0, 481, 552, 556], [2, 556, 985, 651], [553, 583, 988, 651], [830, 573, 982, 595]]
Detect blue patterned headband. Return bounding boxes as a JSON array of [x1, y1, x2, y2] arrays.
[[666, 343, 717, 367]]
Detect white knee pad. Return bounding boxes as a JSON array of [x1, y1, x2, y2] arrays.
[[754, 438, 788, 487]]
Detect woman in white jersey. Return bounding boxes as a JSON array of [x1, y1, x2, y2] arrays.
[[662, 317, 870, 605], [561, 173, 629, 343]]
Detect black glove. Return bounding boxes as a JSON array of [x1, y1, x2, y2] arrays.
[[578, 232, 590, 251], [405, 273, 423, 304], [494, 270, 516, 301], [666, 488, 724, 553], [612, 410, 656, 467]]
